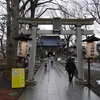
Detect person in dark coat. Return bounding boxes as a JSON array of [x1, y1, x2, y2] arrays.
[[65, 57, 76, 82]]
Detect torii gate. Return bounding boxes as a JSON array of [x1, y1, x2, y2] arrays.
[[18, 17, 95, 84]]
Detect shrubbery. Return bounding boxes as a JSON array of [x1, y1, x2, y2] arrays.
[[94, 55, 100, 61]]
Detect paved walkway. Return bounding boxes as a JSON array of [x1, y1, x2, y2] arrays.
[[18, 61, 100, 100]]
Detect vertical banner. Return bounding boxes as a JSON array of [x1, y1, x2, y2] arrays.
[[86, 42, 96, 58], [12, 68, 25, 88]]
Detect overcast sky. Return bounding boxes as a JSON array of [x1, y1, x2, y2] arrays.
[[0, 0, 99, 38]]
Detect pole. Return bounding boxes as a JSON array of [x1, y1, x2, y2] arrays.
[[76, 25, 84, 80], [87, 58, 90, 89], [27, 25, 37, 84]]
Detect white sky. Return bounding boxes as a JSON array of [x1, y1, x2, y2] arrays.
[[0, 0, 100, 38]]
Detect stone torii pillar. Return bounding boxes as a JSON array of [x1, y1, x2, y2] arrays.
[[26, 25, 37, 84], [75, 25, 86, 84]]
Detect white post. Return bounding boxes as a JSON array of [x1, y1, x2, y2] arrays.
[[75, 25, 86, 84], [26, 25, 37, 84]]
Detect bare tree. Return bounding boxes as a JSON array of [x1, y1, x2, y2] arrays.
[[0, 1, 7, 59], [4, 0, 19, 80], [4, 0, 59, 80], [82, 0, 100, 23], [3, 0, 98, 80], [49, 0, 92, 53], [0, 19, 6, 59], [80, 0, 100, 34]]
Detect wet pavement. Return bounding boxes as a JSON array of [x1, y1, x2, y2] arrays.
[[18, 61, 100, 100]]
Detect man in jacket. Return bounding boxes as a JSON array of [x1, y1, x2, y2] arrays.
[[65, 57, 76, 82]]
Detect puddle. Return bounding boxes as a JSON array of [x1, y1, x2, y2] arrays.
[[96, 80, 100, 85]]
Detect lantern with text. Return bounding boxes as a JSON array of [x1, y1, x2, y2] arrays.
[[13, 32, 32, 57], [82, 34, 100, 89], [82, 34, 100, 59]]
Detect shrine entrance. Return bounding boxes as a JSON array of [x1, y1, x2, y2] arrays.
[[18, 17, 95, 84]]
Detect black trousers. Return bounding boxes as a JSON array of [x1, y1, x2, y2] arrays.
[[51, 61, 53, 65], [68, 73, 74, 81]]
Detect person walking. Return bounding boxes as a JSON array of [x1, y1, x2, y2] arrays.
[[50, 56, 54, 66], [44, 57, 48, 68], [65, 57, 76, 82]]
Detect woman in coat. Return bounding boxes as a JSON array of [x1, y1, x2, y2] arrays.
[[65, 57, 76, 82]]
